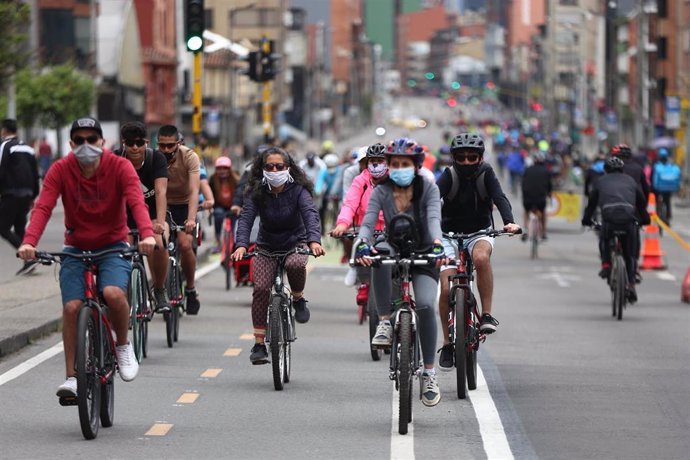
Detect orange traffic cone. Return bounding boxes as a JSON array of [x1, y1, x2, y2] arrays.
[[682, 266, 690, 303], [640, 193, 667, 270]]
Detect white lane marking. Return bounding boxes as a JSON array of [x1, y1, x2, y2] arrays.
[[390, 384, 414, 459], [196, 260, 220, 279], [537, 271, 579, 287], [656, 272, 676, 281], [469, 365, 514, 460], [0, 342, 64, 387]]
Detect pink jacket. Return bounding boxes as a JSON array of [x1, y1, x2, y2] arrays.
[[336, 169, 385, 230]]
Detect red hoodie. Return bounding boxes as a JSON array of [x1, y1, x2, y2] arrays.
[[23, 149, 154, 250]]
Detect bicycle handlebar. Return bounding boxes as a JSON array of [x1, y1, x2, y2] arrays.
[[31, 246, 140, 265], [357, 252, 449, 267], [443, 228, 521, 241], [242, 246, 315, 260], [331, 230, 385, 241]]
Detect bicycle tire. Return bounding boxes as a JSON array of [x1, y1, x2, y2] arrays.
[[398, 310, 413, 435], [173, 303, 180, 342], [99, 332, 115, 428], [466, 298, 478, 391], [614, 255, 626, 320], [368, 304, 382, 361], [164, 259, 176, 348], [142, 317, 148, 358], [223, 228, 233, 290], [269, 295, 285, 391], [283, 301, 292, 383], [455, 290, 468, 399], [530, 233, 538, 260], [76, 304, 101, 440], [529, 213, 539, 260], [164, 310, 174, 348], [128, 266, 144, 362]]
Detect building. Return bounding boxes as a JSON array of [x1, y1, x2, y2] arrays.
[[396, 4, 450, 84]]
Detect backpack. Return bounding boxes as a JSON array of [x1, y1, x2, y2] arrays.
[[447, 167, 489, 203], [653, 162, 681, 192]]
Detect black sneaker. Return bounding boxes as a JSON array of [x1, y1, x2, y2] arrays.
[[598, 265, 611, 279], [634, 271, 643, 284], [153, 288, 170, 313], [249, 343, 269, 365], [185, 288, 200, 315], [293, 297, 310, 324], [16, 260, 38, 276], [437, 344, 454, 371], [479, 313, 499, 334], [626, 285, 638, 304]]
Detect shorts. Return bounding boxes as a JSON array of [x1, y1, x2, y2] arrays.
[[522, 199, 546, 212], [440, 234, 494, 272], [59, 242, 132, 304], [168, 203, 189, 227]]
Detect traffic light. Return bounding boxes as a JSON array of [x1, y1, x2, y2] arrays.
[[243, 51, 260, 82], [424, 72, 435, 81], [185, 0, 205, 53], [260, 39, 278, 81]]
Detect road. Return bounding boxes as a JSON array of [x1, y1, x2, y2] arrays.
[[0, 97, 688, 458]]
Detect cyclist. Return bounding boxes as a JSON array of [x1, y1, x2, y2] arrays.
[[298, 151, 326, 186], [209, 156, 240, 253], [231, 146, 325, 365], [436, 133, 521, 371], [116, 122, 170, 311], [341, 146, 368, 196], [581, 156, 650, 303], [355, 137, 449, 407], [315, 153, 343, 234], [17, 116, 156, 397], [520, 151, 552, 241], [157, 125, 202, 315], [651, 147, 682, 226]]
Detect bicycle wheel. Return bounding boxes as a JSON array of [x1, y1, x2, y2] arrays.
[[454, 290, 468, 399], [466, 299, 478, 391], [223, 227, 233, 291], [529, 214, 539, 259], [142, 316, 149, 358], [164, 310, 174, 348], [614, 255, 626, 320], [283, 301, 292, 384], [368, 304, 382, 361], [164, 259, 176, 348], [530, 233, 538, 260], [398, 310, 413, 435], [128, 266, 145, 362], [76, 304, 101, 440], [173, 303, 180, 342], [99, 331, 115, 428], [269, 295, 285, 391]]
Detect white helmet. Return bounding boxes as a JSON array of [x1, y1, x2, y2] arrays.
[[324, 153, 339, 168]]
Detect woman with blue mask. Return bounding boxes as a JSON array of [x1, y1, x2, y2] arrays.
[[355, 137, 449, 408]]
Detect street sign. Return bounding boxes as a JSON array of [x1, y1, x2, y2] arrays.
[[665, 95, 681, 129]]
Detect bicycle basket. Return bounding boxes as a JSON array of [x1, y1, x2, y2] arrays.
[[386, 214, 420, 258]]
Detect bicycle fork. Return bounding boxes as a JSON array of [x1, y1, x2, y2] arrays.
[[388, 308, 421, 384]]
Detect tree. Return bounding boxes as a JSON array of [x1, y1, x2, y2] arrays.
[[16, 65, 95, 156], [0, 1, 31, 93]]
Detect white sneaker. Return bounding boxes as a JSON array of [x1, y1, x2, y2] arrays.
[[371, 321, 393, 346], [421, 373, 441, 407], [344, 267, 357, 286], [116, 342, 139, 382], [56, 376, 77, 397]]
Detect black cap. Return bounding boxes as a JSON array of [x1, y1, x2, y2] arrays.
[[70, 117, 103, 138]]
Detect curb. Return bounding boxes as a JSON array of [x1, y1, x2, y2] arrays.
[[0, 317, 63, 358]]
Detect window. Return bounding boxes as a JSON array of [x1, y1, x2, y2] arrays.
[[205, 9, 213, 30], [231, 8, 280, 27], [40, 9, 75, 65], [657, 0, 667, 18], [657, 36, 667, 60]]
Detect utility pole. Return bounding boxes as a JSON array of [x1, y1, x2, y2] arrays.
[[185, 0, 205, 138], [545, 0, 557, 136], [261, 37, 274, 143], [192, 52, 202, 136]]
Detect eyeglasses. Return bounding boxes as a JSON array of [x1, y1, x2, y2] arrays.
[[454, 153, 480, 163], [158, 142, 178, 150], [72, 135, 100, 145], [263, 163, 287, 171], [124, 138, 146, 147]]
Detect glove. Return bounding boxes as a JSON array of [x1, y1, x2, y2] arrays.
[[431, 243, 445, 259], [355, 242, 371, 258], [581, 218, 592, 227]]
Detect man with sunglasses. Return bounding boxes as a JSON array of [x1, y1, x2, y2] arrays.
[[435, 133, 520, 371], [17, 116, 156, 397], [156, 124, 202, 315], [117, 122, 170, 311]]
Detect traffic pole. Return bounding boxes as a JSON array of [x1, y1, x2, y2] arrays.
[[261, 37, 273, 143], [192, 51, 202, 137]]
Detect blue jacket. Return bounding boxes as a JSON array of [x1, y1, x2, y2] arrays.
[[235, 182, 321, 251]]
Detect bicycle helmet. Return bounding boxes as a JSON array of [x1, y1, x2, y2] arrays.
[[354, 146, 368, 164], [604, 156, 624, 173], [366, 143, 386, 159], [215, 156, 232, 168], [386, 137, 425, 165], [321, 140, 334, 153], [532, 151, 546, 163], [610, 143, 632, 159], [324, 153, 339, 168], [658, 147, 669, 158], [450, 133, 485, 155]]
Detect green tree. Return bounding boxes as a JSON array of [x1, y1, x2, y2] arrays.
[[17, 65, 95, 156], [0, 1, 31, 93]]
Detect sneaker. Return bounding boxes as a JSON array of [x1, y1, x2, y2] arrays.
[[116, 342, 139, 382], [211, 245, 221, 254], [479, 313, 499, 334], [344, 267, 357, 286], [371, 321, 393, 347], [16, 260, 38, 276], [598, 264, 611, 279], [421, 373, 441, 407], [634, 271, 643, 284], [520, 233, 529, 242], [626, 285, 638, 304], [185, 288, 200, 315], [293, 297, 311, 323], [437, 344, 454, 371], [153, 288, 170, 313], [249, 343, 269, 365], [56, 376, 77, 398]]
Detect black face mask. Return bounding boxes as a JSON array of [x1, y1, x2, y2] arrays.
[[163, 151, 175, 162], [454, 163, 480, 178]]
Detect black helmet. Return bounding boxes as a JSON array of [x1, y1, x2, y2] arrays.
[[450, 133, 485, 155], [366, 143, 386, 159], [610, 143, 632, 159], [604, 156, 625, 173]]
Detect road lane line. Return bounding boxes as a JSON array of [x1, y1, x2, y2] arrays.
[[239, 334, 254, 340], [200, 368, 223, 378], [0, 341, 63, 387], [390, 385, 414, 459], [145, 423, 174, 436], [469, 366, 514, 460], [656, 272, 676, 281], [177, 392, 200, 404], [223, 347, 242, 356], [196, 261, 220, 279]]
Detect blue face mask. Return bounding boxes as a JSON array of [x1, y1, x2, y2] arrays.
[[389, 167, 415, 187]]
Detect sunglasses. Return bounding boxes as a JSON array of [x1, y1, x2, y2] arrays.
[[454, 153, 480, 163], [124, 138, 146, 147], [72, 135, 100, 145], [158, 142, 178, 149], [263, 163, 287, 171]]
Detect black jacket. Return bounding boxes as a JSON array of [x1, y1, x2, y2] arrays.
[[622, 159, 650, 198], [436, 163, 514, 233], [521, 163, 552, 202], [582, 172, 650, 226], [0, 137, 39, 198]]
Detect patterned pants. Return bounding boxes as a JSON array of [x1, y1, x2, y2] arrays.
[[251, 251, 308, 338]]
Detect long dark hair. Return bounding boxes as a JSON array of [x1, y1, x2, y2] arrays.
[[245, 147, 314, 206]]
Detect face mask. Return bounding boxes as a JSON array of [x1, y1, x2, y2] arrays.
[[454, 163, 480, 178], [368, 162, 388, 179], [389, 167, 415, 187], [73, 143, 103, 165], [262, 169, 293, 190]]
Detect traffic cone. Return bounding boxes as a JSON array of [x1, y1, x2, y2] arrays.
[[640, 193, 667, 270], [682, 266, 690, 303]]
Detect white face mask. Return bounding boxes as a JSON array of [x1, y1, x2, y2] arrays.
[[262, 169, 293, 189], [73, 143, 103, 165], [368, 162, 388, 178]]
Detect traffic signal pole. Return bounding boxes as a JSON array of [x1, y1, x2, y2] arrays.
[[193, 52, 202, 136], [261, 37, 273, 143]]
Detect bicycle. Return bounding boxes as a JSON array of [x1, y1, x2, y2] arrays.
[[164, 216, 189, 348], [358, 248, 438, 435], [526, 209, 541, 259], [243, 247, 315, 391], [219, 211, 234, 291], [34, 246, 139, 440], [128, 230, 156, 362], [443, 229, 515, 399], [593, 223, 629, 320]]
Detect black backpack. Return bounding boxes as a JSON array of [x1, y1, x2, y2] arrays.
[[446, 166, 489, 202]]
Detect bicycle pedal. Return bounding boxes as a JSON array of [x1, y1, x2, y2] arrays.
[[58, 396, 78, 406]]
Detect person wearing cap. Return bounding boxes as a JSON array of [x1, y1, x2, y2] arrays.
[[298, 151, 326, 186], [116, 121, 170, 311], [17, 116, 156, 398], [209, 156, 240, 252]]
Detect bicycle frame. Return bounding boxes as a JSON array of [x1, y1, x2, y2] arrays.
[[447, 240, 484, 354], [387, 260, 422, 383]]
